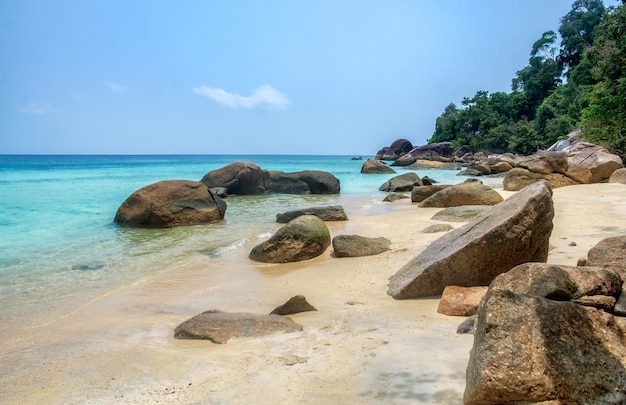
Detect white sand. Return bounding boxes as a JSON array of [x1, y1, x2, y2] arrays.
[[1, 183, 625, 404]]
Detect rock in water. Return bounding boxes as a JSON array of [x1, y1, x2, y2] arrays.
[[276, 205, 347, 223], [249, 215, 331, 263], [387, 181, 554, 299], [268, 170, 340, 194], [464, 288, 626, 405], [174, 310, 303, 344], [270, 295, 317, 315], [360, 158, 396, 174], [114, 180, 226, 228], [332, 235, 391, 257], [200, 162, 271, 195], [378, 172, 422, 192]]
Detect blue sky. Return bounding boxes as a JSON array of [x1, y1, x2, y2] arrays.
[[1, 1, 616, 155]]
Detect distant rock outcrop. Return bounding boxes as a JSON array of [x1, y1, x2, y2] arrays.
[[387, 181, 554, 299], [276, 205, 348, 223], [249, 215, 331, 263], [361, 158, 396, 174], [114, 180, 226, 228], [375, 139, 414, 160], [174, 310, 303, 344]]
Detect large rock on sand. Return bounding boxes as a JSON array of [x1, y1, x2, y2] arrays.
[[387, 181, 554, 299], [200, 162, 270, 195], [411, 185, 450, 203], [332, 235, 391, 257], [268, 170, 340, 194], [276, 205, 348, 223], [379, 172, 422, 192], [464, 288, 626, 404], [609, 168, 626, 184], [418, 182, 504, 208], [114, 180, 226, 228], [174, 310, 303, 344], [249, 215, 331, 263], [361, 159, 396, 174]]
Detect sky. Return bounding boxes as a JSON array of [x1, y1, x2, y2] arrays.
[[1, 0, 619, 155]]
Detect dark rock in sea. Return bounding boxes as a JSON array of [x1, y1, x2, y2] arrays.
[[418, 182, 504, 208], [361, 158, 396, 174], [276, 205, 348, 223], [114, 180, 226, 228], [430, 205, 491, 222], [268, 170, 340, 194], [387, 181, 554, 299], [378, 172, 422, 192], [332, 235, 391, 257], [375, 139, 414, 161], [72, 263, 105, 271], [270, 295, 317, 315], [351, 156, 363, 160], [174, 310, 303, 344], [200, 162, 271, 195], [249, 215, 331, 263]]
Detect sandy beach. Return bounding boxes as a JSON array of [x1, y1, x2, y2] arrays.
[[1, 182, 625, 405]]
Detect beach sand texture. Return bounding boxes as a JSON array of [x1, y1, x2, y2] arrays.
[[1, 183, 625, 404]]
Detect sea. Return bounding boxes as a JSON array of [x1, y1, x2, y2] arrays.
[[0, 154, 498, 326]]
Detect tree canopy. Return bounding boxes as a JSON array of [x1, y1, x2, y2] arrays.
[[428, 0, 625, 159]]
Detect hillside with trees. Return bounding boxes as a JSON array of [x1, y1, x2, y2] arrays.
[[428, 0, 625, 159]]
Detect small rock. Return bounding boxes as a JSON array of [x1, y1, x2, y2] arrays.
[[569, 241, 577, 246], [456, 315, 477, 334], [270, 295, 317, 315], [420, 224, 453, 233], [577, 257, 588, 266]]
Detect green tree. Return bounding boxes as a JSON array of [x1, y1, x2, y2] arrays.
[[558, 0, 606, 75]]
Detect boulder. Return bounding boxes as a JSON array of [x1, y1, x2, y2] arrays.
[[411, 185, 450, 203], [276, 205, 348, 223], [430, 205, 491, 222], [332, 235, 391, 258], [418, 182, 504, 208], [392, 142, 454, 166], [464, 288, 626, 405], [114, 180, 226, 228], [270, 295, 317, 315], [562, 142, 623, 183], [503, 167, 579, 191], [469, 164, 491, 175], [437, 286, 488, 316], [250, 215, 330, 263], [457, 168, 482, 177], [420, 224, 453, 233], [587, 235, 626, 277], [514, 150, 569, 174], [375, 138, 414, 160], [361, 159, 396, 174], [491, 161, 513, 174], [378, 172, 422, 192], [387, 181, 554, 299], [404, 160, 459, 170], [383, 193, 410, 202], [268, 170, 340, 195], [200, 162, 270, 195], [609, 168, 626, 184], [491, 262, 622, 306], [174, 310, 303, 344]]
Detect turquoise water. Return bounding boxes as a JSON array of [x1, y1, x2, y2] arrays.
[[0, 155, 482, 323]]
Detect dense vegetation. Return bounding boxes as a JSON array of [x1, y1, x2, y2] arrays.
[[428, 0, 626, 158]]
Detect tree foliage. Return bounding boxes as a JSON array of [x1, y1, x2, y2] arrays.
[[428, 0, 625, 159]]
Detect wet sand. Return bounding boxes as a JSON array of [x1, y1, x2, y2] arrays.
[[1, 183, 625, 404]]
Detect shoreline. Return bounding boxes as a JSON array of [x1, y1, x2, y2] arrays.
[[1, 183, 625, 404]]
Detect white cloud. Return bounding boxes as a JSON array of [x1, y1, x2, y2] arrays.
[[18, 102, 57, 114], [193, 84, 290, 110], [106, 81, 127, 93]]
